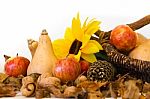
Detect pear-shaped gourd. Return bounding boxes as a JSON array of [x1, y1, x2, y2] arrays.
[[27, 29, 57, 76]]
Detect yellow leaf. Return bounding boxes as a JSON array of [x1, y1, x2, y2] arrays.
[[52, 39, 72, 59], [72, 15, 84, 42], [64, 27, 75, 42], [81, 41, 100, 54], [89, 40, 103, 50], [81, 53, 97, 63]]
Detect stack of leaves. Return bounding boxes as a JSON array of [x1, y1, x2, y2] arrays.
[[0, 73, 23, 97]]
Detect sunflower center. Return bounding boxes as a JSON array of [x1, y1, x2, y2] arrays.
[[69, 39, 82, 55]]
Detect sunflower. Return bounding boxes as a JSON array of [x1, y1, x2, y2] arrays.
[[52, 13, 103, 63]]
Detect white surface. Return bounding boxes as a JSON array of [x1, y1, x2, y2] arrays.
[[0, 0, 150, 73]]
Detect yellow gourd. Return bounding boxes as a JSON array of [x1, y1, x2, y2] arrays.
[[27, 29, 57, 76]]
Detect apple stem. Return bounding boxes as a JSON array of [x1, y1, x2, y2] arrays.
[[41, 29, 48, 35], [4, 55, 11, 62], [16, 53, 18, 57]]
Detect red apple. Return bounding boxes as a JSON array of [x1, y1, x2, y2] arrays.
[[4, 54, 30, 77], [79, 60, 90, 75], [110, 25, 137, 52], [53, 57, 81, 82]]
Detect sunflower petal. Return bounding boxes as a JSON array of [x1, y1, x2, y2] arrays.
[[64, 27, 75, 42], [85, 20, 100, 35], [81, 40, 100, 54], [81, 53, 97, 63], [87, 19, 100, 28], [74, 50, 81, 62], [82, 17, 88, 30], [52, 39, 72, 59], [81, 34, 91, 49], [89, 40, 103, 50], [72, 14, 84, 42], [85, 26, 99, 36]]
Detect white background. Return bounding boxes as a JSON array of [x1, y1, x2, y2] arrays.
[[0, 0, 150, 72]]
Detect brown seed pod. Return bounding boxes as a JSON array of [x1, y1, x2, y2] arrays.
[[102, 43, 150, 82]]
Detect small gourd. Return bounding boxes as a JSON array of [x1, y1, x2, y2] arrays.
[[129, 39, 150, 61], [27, 29, 57, 76]]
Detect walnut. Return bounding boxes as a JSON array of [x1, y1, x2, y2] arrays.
[[63, 86, 78, 97], [37, 73, 61, 87], [20, 76, 36, 97], [36, 73, 62, 98]]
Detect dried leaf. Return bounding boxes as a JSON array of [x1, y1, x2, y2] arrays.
[[143, 82, 150, 93], [77, 81, 99, 92], [0, 73, 8, 83], [122, 80, 140, 99], [63, 86, 78, 97], [139, 95, 146, 99], [87, 91, 103, 99], [0, 83, 16, 97], [146, 92, 150, 99], [77, 81, 107, 93]]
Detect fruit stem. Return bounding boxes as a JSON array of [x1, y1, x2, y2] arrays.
[[41, 29, 48, 35], [16, 53, 18, 57], [4, 55, 11, 61]]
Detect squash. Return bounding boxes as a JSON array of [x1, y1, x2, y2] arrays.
[[129, 39, 150, 61], [27, 39, 38, 57], [27, 29, 57, 75], [136, 33, 147, 46]]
